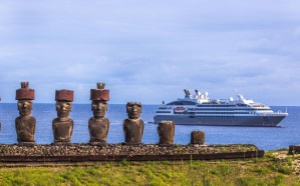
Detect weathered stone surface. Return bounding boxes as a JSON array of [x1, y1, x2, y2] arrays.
[[52, 97, 74, 144], [55, 89, 74, 102], [88, 104, 109, 144], [89, 117, 109, 143], [52, 119, 74, 143], [88, 83, 110, 146], [15, 113, 36, 143], [0, 144, 260, 157], [191, 131, 205, 145], [126, 102, 142, 119], [90, 83, 109, 101], [123, 102, 144, 145], [15, 82, 36, 144], [123, 119, 144, 144], [289, 145, 300, 154], [158, 121, 175, 145], [15, 82, 35, 100]]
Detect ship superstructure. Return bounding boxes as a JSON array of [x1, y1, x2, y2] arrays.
[[153, 89, 288, 126]]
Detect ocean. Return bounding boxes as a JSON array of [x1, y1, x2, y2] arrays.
[[0, 103, 299, 151]]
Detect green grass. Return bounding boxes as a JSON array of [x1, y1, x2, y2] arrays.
[[0, 156, 299, 186]]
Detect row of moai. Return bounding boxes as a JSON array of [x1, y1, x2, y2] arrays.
[[1, 82, 205, 146]]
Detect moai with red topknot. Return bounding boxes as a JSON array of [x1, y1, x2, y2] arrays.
[[52, 89, 74, 145], [15, 82, 36, 146], [88, 83, 110, 146], [123, 102, 144, 145]]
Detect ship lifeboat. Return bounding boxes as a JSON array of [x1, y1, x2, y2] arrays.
[[174, 107, 186, 112]]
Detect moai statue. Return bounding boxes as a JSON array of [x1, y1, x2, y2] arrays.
[[158, 120, 175, 146], [0, 96, 1, 132], [123, 102, 144, 145], [88, 83, 110, 146], [15, 82, 36, 146], [52, 89, 74, 145], [190, 130, 205, 145]]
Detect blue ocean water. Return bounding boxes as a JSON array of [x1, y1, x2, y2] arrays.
[[0, 103, 298, 151]]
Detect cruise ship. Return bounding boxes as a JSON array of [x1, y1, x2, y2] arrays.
[[153, 89, 288, 126]]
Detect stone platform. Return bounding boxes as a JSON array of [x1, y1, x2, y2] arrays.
[[289, 145, 300, 155], [0, 144, 264, 162]]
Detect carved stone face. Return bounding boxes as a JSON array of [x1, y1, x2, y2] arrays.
[[92, 100, 107, 118], [18, 100, 33, 116], [126, 103, 142, 119], [56, 101, 72, 118]]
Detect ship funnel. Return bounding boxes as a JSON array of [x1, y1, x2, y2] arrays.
[[195, 90, 201, 96], [183, 89, 189, 96], [183, 89, 191, 98]]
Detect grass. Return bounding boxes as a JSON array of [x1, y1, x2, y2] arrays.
[[0, 154, 299, 185]]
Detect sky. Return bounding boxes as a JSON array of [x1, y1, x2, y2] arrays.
[[0, 1, 299, 105]]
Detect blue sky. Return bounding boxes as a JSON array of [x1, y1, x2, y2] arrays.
[[0, 1, 299, 105]]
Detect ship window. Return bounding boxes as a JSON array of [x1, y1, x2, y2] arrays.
[[197, 104, 235, 107], [166, 101, 196, 105], [156, 111, 171, 113]]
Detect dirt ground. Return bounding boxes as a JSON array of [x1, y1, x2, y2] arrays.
[[271, 150, 300, 175]]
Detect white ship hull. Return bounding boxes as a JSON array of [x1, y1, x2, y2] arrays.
[[153, 89, 288, 127], [154, 114, 287, 126]]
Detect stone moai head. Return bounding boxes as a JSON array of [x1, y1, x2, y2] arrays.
[[55, 89, 74, 119], [16, 82, 35, 116], [90, 83, 109, 118], [126, 102, 142, 119], [158, 120, 175, 145], [191, 130, 205, 145]]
